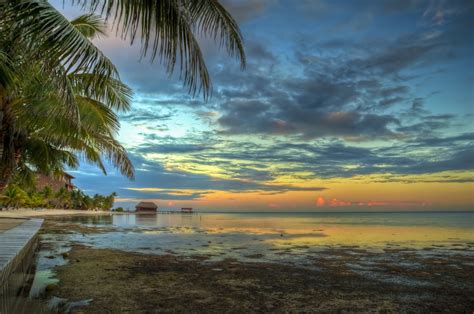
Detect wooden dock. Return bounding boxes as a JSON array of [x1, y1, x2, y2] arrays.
[[0, 218, 43, 306]]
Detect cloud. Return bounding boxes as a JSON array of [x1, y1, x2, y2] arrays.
[[120, 109, 173, 122], [73, 153, 326, 200], [219, 0, 277, 22], [57, 0, 474, 210], [315, 196, 326, 207], [315, 196, 432, 208], [137, 143, 211, 154], [207, 12, 472, 141]]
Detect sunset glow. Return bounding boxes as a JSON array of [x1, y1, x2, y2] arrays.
[[55, 0, 473, 212]]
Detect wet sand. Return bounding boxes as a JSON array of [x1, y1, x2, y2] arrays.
[[49, 244, 473, 313]]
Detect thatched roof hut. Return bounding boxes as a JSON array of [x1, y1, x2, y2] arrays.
[[181, 207, 193, 213], [135, 201, 158, 212]]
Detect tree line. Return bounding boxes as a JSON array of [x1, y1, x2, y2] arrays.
[[0, 184, 117, 210]]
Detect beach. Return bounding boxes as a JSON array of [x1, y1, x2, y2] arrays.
[[0, 209, 112, 219], [4, 211, 472, 312]]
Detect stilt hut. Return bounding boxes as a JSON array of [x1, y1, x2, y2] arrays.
[[135, 202, 158, 213]]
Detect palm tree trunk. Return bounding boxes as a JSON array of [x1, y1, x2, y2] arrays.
[[0, 99, 16, 193]]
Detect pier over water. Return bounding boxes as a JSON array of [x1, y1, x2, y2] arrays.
[[0, 218, 43, 312]]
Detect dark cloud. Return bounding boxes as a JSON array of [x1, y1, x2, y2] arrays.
[[125, 190, 212, 201], [137, 143, 211, 154], [220, 0, 277, 22], [207, 8, 473, 140], [119, 109, 173, 122], [411, 132, 474, 147]]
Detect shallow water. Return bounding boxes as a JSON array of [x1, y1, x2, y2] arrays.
[[13, 211, 474, 312], [31, 211, 468, 273]]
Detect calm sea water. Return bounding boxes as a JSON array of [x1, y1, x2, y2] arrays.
[[47, 211, 473, 263]]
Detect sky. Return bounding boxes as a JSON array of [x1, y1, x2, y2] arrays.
[[55, 0, 474, 212]]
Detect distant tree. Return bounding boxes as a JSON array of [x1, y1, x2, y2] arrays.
[[40, 186, 53, 208], [102, 192, 117, 210], [70, 189, 84, 209], [0, 184, 29, 208], [28, 192, 45, 208], [55, 187, 71, 209], [82, 195, 93, 210]]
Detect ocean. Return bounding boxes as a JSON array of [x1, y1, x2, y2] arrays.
[[45, 211, 474, 264]]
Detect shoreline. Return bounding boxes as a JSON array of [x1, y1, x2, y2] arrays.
[[0, 208, 112, 219]]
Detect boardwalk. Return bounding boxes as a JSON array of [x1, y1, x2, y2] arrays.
[[0, 218, 43, 308], [0, 219, 24, 233]]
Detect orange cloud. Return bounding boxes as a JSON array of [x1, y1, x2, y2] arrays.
[[315, 196, 432, 208], [316, 196, 351, 207], [329, 198, 351, 207], [316, 196, 326, 207], [268, 202, 281, 209]]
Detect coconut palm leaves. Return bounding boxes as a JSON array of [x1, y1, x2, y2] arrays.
[[1, 0, 245, 190], [0, 50, 14, 89], [5, 0, 246, 98], [0, 13, 134, 190], [10, 56, 135, 180], [0, 184, 29, 208], [3, 1, 118, 78]]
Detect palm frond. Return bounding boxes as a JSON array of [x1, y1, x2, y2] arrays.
[[73, 0, 245, 98], [70, 14, 107, 39], [69, 72, 132, 112], [76, 95, 121, 134], [6, 0, 118, 80], [0, 49, 14, 89], [94, 134, 135, 179], [186, 0, 246, 68]]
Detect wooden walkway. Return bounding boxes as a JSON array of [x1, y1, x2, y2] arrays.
[[0, 219, 25, 233], [0, 218, 43, 301]]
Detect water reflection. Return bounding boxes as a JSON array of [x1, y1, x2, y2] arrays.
[[55, 212, 474, 266], [113, 213, 202, 228]]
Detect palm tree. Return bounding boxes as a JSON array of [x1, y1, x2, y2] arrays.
[[0, 13, 134, 190], [0, 184, 29, 209], [82, 194, 93, 210], [102, 192, 116, 210], [70, 189, 85, 209], [92, 193, 104, 210], [40, 186, 53, 207], [28, 192, 45, 208], [55, 187, 72, 208], [0, 0, 245, 189]]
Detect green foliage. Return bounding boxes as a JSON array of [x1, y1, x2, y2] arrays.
[[0, 7, 135, 190], [113, 207, 124, 212], [0, 0, 245, 191], [0, 183, 117, 211], [0, 185, 29, 208]]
